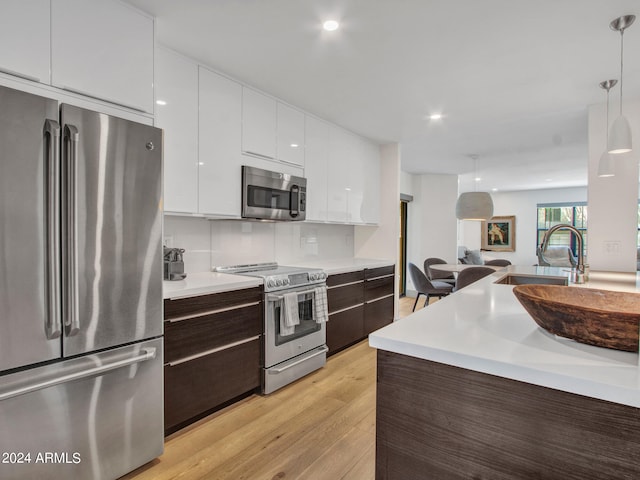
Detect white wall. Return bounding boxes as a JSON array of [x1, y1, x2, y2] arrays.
[[406, 173, 458, 291], [459, 187, 588, 266], [587, 98, 639, 272]]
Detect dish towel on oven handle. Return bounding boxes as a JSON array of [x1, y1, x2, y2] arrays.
[[313, 286, 328, 324], [281, 292, 300, 336]]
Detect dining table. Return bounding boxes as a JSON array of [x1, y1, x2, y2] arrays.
[[429, 263, 504, 275]]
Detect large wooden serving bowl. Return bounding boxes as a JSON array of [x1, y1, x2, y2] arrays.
[[513, 285, 640, 352]]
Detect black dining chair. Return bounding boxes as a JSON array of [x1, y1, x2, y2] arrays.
[[484, 259, 511, 267], [424, 257, 456, 285], [408, 263, 453, 311], [454, 266, 496, 291]]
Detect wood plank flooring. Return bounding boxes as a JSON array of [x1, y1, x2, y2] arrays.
[[122, 297, 421, 480]]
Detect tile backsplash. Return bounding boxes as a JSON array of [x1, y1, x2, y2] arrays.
[[163, 216, 355, 274]]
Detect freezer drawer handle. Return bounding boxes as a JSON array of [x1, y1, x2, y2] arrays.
[[0, 348, 157, 402], [63, 124, 80, 337], [44, 119, 62, 339], [267, 346, 328, 374]]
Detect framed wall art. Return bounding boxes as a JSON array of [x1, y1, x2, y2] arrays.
[[481, 216, 515, 252]]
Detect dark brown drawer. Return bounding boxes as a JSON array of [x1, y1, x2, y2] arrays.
[[327, 305, 365, 355], [164, 338, 260, 434], [365, 275, 394, 302], [164, 286, 262, 320], [327, 270, 365, 287], [328, 282, 364, 313], [365, 265, 395, 280], [364, 295, 394, 334], [164, 303, 262, 363]]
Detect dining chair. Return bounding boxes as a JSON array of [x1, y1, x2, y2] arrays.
[[484, 259, 511, 267], [408, 263, 453, 311], [424, 257, 456, 284], [454, 266, 496, 291]]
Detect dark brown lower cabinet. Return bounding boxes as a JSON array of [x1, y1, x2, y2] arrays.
[[164, 338, 260, 434], [326, 265, 395, 356], [376, 350, 640, 480], [163, 287, 262, 435]]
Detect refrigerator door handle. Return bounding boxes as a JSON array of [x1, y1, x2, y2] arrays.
[[63, 124, 80, 337], [44, 119, 62, 339], [0, 347, 157, 402]]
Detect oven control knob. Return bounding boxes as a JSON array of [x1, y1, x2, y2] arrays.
[[276, 279, 283, 286], [267, 279, 275, 288], [320, 273, 326, 280], [283, 278, 290, 285]]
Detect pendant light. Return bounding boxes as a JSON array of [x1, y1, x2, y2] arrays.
[[455, 154, 494, 221], [608, 15, 635, 154], [598, 79, 617, 177]]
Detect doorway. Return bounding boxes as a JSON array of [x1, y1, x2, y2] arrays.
[[399, 194, 412, 296]]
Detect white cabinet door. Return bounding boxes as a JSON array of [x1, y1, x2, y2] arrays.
[[277, 102, 305, 167], [327, 126, 351, 223], [304, 116, 329, 222], [241, 87, 276, 160], [199, 67, 243, 217], [155, 48, 198, 213], [360, 139, 381, 224], [51, 0, 154, 113], [0, 0, 50, 83]]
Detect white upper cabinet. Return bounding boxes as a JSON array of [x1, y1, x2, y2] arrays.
[[359, 138, 381, 224], [155, 47, 198, 213], [51, 0, 154, 113], [304, 116, 329, 222], [0, 0, 50, 83], [277, 103, 305, 167], [199, 67, 243, 217], [242, 87, 276, 160]]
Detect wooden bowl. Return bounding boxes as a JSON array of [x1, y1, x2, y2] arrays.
[[513, 285, 640, 352]]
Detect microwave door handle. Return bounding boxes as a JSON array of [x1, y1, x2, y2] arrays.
[[290, 184, 300, 218]]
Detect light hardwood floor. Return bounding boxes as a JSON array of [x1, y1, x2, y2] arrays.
[[122, 296, 422, 480]]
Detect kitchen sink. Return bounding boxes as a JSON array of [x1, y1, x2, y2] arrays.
[[495, 274, 568, 286]]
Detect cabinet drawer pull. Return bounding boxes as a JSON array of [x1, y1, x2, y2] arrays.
[[327, 280, 364, 289], [166, 335, 260, 367], [278, 158, 303, 167], [328, 303, 364, 316], [166, 301, 261, 323], [366, 273, 395, 282], [365, 293, 394, 304]]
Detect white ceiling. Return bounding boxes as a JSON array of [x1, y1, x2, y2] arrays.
[[124, 0, 640, 192]]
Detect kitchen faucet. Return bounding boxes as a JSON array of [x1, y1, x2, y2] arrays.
[[540, 224, 586, 284]]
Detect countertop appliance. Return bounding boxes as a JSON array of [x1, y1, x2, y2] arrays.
[[164, 247, 187, 280], [215, 263, 327, 393], [0, 85, 163, 480], [241, 165, 307, 221]]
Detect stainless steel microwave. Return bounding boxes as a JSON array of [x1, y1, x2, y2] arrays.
[[241, 165, 307, 221]]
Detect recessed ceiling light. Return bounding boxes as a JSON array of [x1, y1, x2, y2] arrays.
[[323, 20, 339, 31], [492, 188, 498, 192], [290, 143, 299, 148], [474, 177, 482, 182], [429, 113, 442, 120], [156, 100, 167, 106], [545, 178, 552, 182]]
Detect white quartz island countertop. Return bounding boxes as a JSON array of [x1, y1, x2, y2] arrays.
[[369, 265, 640, 407]]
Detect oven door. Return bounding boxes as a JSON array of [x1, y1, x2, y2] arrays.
[[264, 285, 326, 368], [242, 165, 306, 221]]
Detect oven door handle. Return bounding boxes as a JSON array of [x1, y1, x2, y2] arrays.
[[267, 346, 329, 374], [266, 286, 321, 302]]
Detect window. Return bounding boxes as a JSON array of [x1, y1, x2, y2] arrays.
[[536, 203, 587, 258]]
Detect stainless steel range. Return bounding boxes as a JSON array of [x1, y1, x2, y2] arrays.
[[216, 263, 328, 394]]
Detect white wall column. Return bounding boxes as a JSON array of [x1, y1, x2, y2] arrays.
[[587, 99, 639, 272]]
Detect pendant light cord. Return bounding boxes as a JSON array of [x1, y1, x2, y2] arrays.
[[619, 29, 624, 115]]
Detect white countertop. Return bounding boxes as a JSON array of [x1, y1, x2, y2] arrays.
[[288, 257, 395, 275], [163, 272, 262, 299], [163, 257, 394, 299], [369, 265, 640, 407]]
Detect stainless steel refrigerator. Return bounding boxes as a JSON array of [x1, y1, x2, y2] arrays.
[[0, 85, 164, 480]]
